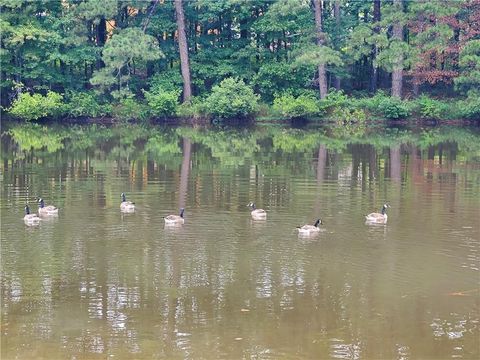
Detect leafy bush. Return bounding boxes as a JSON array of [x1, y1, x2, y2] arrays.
[[331, 108, 367, 123], [273, 93, 319, 119], [204, 77, 259, 119], [350, 91, 389, 113], [318, 90, 349, 115], [378, 96, 410, 119], [8, 91, 65, 121], [415, 95, 447, 119], [176, 96, 206, 118], [66, 91, 111, 118], [143, 88, 180, 117], [112, 97, 149, 122], [456, 93, 480, 119], [331, 108, 367, 137]]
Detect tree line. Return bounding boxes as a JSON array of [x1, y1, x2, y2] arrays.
[[1, 0, 479, 121]]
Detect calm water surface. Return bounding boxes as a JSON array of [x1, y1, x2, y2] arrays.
[[1, 123, 479, 359]]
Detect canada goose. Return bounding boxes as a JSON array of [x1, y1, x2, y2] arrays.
[[24, 205, 41, 225], [365, 204, 390, 223], [297, 219, 322, 235], [247, 202, 267, 219], [164, 208, 185, 224], [38, 198, 59, 216], [120, 193, 135, 212]]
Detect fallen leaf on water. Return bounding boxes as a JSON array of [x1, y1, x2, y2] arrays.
[[235, 337, 243, 341], [240, 308, 250, 312]]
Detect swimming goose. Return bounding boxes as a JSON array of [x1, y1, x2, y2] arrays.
[[247, 202, 267, 219], [38, 198, 59, 216], [120, 193, 135, 212], [365, 204, 390, 223], [297, 219, 322, 235], [24, 205, 41, 225], [164, 208, 185, 224]]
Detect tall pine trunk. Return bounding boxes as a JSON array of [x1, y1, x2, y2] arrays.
[[174, 0, 192, 102], [333, 0, 341, 90], [371, 0, 381, 93], [391, 0, 403, 98], [313, 0, 328, 99]]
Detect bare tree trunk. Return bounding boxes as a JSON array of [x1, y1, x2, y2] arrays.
[[313, 0, 328, 99], [333, 0, 341, 90], [391, 0, 403, 98], [371, 0, 381, 93], [174, 0, 192, 102]]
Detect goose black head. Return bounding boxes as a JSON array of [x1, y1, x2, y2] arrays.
[[247, 202, 256, 210], [381, 204, 390, 214], [314, 219, 323, 227], [179, 208, 185, 218], [38, 198, 45, 208], [25, 205, 30, 215], [121, 193, 126, 202]]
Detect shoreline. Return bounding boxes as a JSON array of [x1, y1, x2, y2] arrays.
[[2, 115, 478, 128]]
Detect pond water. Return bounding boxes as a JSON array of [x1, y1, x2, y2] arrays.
[[1, 123, 479, 359]]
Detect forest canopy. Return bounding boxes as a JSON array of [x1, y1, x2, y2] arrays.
[[1, 0, 479, 121]]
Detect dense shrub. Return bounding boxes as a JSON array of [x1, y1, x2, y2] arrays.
[[176, 96, 206, 118], [331, 107, 367, 123], [456, 93, 480, 119], [66, 91, 111, 118], [204, 77, 259, 119], [331, 108, 367, 137], [112, 97, 149, 122], [377, 96, 410, 119], [143, 88, 180, 117], [8, 91, 65, 121], [318, 90, 349, 115], [415, 95, 448, 119], [273, 93, 319, 119]]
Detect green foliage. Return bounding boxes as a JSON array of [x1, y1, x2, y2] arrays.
[[143, 89, 180, 117], [253, 62, 313, 102], [331, 108, 367, 138], [148, 70, 183, 93], [273, 93, 319, 119], [378, 96, 411, 120], [204, 77, 259, 119], [0, 0, 477, 122], [318, 90, 349, 115], [65, 91, 111, 118], [415, 95, 447, 119], [294, 45, 344, 68], [176, 97, 206, 118], [455, 39, 480, 93], [456, 93, 480, 120], [112, 97, 149, 122], [8, 91, 65, 121], [90, 27, 163, 98]]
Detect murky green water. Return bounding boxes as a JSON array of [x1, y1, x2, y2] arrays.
[[1, 123, 479, 359]]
